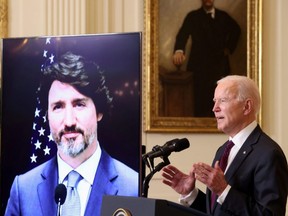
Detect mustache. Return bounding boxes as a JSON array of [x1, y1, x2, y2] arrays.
[[59, 126, 84, 138]]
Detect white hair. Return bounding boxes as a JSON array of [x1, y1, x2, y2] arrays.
[[217, 75, 261, 115]]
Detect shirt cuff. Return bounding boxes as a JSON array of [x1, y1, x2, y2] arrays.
[[179, 188, 199, 207], [175, 50, 184, 54], [217, 184, 231, 205]]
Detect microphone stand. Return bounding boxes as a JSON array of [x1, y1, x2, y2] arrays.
[[141, 155, 170, 198], [56, 200, 61, 216]]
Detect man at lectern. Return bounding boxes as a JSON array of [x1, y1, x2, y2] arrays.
[[5, 52, 138, 216], [162, 75, 288, 215]]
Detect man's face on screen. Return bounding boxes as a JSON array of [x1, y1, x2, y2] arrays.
[[48, 80, 101, 158]]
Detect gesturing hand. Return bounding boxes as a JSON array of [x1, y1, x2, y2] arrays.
[[162, 165, 196, 196], [193, 161, 228, 195]]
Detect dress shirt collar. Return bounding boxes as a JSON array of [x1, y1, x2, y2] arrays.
[[229, 121, 257, 148], [204, 7, 215, 18], [57, 142, 102, 185]]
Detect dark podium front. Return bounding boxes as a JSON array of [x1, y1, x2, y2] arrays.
[[101, 195, 210, 216]]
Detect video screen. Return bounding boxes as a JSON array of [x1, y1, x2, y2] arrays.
[[1, 33, 142, 214]]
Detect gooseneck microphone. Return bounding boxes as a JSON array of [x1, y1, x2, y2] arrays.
[[142, 138, 190, 197], [143, 138, 190, 159], [54, 183, 67, 216]]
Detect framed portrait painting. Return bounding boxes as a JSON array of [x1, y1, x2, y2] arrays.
[[143, 0, 262, 133]]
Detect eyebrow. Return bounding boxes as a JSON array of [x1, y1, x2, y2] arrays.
[[50, 97, 89, 106], [73, 98, 89, 103]]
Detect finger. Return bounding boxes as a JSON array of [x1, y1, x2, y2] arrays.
[[162, 166, 180, 179], [164, 165, 180, 174], [193, 163, 207, 175], [162, 172, 173, 181], [194, 166, 207, 179], [214, 161, 222, 171], [193, 164, 202, 175], [195, 173, 207, 185], [193, 163, 201, 170], [198, 162, 213, 171], [162, 179, 173, 187], [162, 166, 172, 174]]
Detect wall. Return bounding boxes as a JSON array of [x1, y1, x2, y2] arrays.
[[4, 0, 288, 213]]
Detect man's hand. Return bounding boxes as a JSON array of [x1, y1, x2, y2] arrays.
[[193, 161, 228, 195], [162, 165, 196, 196], [173, 51, 186, 66]]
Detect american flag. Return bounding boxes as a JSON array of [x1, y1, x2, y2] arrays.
[[29, 37, 57, 169]]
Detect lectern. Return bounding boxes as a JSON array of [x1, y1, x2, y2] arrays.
[[101, 195, 209, 216]]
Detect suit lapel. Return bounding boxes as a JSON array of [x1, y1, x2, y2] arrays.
[[210, 125, 262, 213], [37, 157, 58, 216], [225, 125, 262, 182], [84, 150, 118, 216]]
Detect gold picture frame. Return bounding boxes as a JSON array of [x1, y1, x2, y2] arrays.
[[143, 0, 262, 133], [0, 0, 8, 38]]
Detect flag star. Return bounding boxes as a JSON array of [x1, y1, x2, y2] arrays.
[[43, 146, 51, 155], [49, 54, 55, 63], [43, 50, 48, 57], [35, 108, 41, 117], [46, 38, 51, 44], [43, 115, 47, 123], [33, 122, 37, 130], [48, 133, 54, 141], [34, 140, 42, 149], [38, 127, 45, 136], [30, 154, 37, 163]]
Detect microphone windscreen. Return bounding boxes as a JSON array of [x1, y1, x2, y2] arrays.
[[54, 183, 67, 205], [175, 138, 190, 152]]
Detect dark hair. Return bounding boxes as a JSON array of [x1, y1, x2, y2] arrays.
[[39, 51, 113, 115]]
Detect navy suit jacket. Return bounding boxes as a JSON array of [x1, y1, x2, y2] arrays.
[[5, 150, 139, 216], [190, 125, 288, 215]]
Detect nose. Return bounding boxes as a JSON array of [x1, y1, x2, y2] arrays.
[[64, 106, 76, 127], [212, 101, 220, 113]]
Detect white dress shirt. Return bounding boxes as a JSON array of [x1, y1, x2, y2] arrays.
[[205, 7, 215, 19]]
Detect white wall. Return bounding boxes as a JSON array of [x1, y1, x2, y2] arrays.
[[5, 0, 288, 213]]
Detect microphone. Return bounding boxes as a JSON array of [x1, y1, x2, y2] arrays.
[[144, 138, 190, 159], [54, 183, 67, 216]]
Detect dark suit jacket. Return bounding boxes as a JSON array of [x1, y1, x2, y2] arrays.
[[4, 150, 139, 216], [174, 7, 240, 73], [190, 125, 288, 215]]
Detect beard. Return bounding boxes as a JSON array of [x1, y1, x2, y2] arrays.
[[53, 126, 96, 158]]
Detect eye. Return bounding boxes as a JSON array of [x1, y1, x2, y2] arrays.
[[213, 98, 229, 104], [220, 98, 228, 103], [74, 99, 87, 108], [52, 103, 63, 111], [76, 102, 85, 107]]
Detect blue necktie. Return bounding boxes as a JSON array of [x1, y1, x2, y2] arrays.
[[62, 171, 82, 216]]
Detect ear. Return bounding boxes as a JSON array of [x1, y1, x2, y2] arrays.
[[97, 113, 103, 121], [243, 99, 252, 115]]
